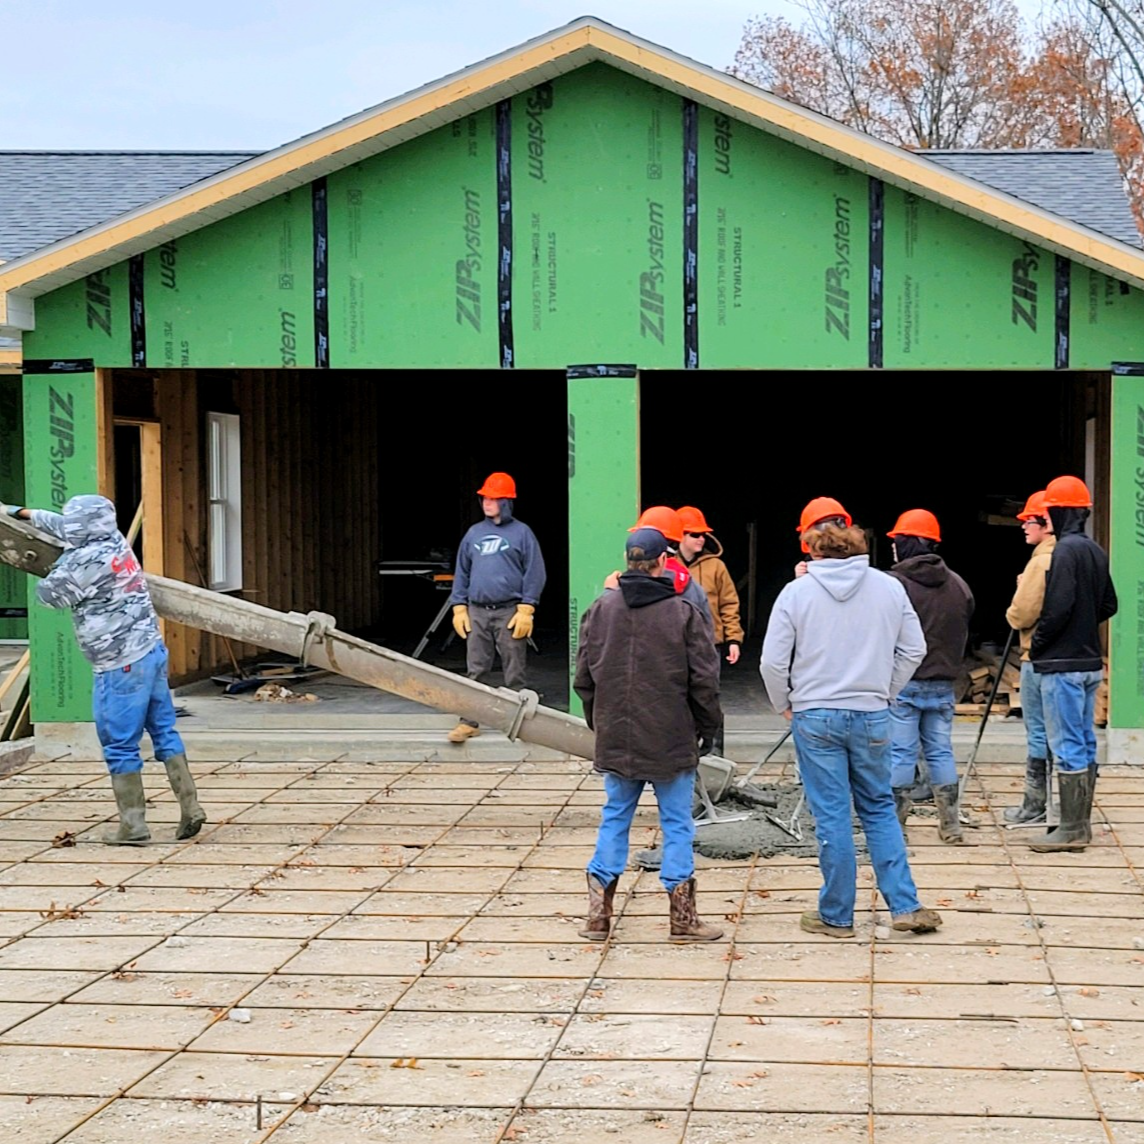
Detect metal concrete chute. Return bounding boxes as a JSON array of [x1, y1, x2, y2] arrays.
[[0, 513, 734, 791]]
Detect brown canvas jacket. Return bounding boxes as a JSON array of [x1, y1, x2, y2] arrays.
[[1005, 536, 1056, 661], [679, 533, 745, 645], [574, 572, 722, 782]]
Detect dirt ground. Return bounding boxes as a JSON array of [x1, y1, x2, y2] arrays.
[[0, 750, 1142, 1143]]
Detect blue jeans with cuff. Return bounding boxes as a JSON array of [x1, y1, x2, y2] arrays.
[[93, 643, 185, 775], [1020, 659, 1048, 760], [889, 679, 957, 789], [588, 769, 696, 892], [1041, 669, 1102, 773], [793, 708, 923, 928]]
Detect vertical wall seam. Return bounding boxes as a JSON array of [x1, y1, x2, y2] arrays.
[[683, 99, 699, 370], [868, 178, 884, 370], [1055, 255, 1070, 370], [497, 100, 515, 369], [313, 178, 330, 369], [129, 254, 146, 368]]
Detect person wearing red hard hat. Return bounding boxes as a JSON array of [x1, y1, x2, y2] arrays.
[[1027, 476, 1117, 853], [1002, 491, 1056, 825], [447, 472, 547, 744], [885, 509, 974, 845]]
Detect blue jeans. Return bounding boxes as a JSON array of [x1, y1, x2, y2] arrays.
[[588, 769, 696, 892], [1041, 670, 1102, 773], [889, 679, 957, 789], [792, 708, 923, 927], [93, 643, 185, 775], [1020, 660, 1047, 760]]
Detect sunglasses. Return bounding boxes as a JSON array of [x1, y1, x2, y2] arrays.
[[684, 531, 707, 538]]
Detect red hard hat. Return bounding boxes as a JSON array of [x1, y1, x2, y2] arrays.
[[888, 509, 941, 543], [797, 497, 851, 553], [677, 506, 712, 533], [477, 472, 517, 499], [1017, 491, 1048, 521], [1043, 475, 1092, 508], [630, 506, 684, 544]]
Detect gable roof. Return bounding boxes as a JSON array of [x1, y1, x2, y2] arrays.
[[0, 152, 261, 266], [926, 149, 1140, 249], [4, 15, 1144, 333]]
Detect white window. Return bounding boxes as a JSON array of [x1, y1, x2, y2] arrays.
[[207, 412, 242, 591]]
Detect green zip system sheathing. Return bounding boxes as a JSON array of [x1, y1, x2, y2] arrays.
[[566, 371, 640, 717], [0, 376, 25, 640], [14, 61, 1144, 729]]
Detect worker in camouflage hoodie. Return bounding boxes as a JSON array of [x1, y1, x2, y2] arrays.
[[3, 495, 205, 845]]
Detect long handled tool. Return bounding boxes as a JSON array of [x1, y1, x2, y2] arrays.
[[958, 627, 1016, 806], [735, 727, 792, 789]]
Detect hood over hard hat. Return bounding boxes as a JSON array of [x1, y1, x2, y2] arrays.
[[1043, 475, 1092, 508], [888, 508, 941, 543]]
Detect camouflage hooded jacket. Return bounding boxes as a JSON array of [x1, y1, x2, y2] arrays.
[[31, 495, 162, 672]]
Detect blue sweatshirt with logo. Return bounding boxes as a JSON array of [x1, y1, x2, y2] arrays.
[[450, 517, 547, 607]]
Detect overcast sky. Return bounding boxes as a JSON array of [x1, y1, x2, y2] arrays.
[[7, 0, 1052, 151]]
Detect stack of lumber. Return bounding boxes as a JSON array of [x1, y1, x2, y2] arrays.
[[0, 650, 30, 741], [955, 644, 1023, 716], [1095, 657, 1110, 727]]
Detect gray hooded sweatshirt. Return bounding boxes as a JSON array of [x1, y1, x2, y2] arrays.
[[760, 555, 926, 714], [31, 495, 162, 672]]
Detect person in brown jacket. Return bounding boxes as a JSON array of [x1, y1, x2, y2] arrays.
[[574, 526, 723, 944], [1003, 490, 1056, 823], [677, 505, 744, 755]]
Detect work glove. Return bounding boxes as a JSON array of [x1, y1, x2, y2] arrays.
[[0, 504, 21, 518], [451, 604, 471, 639], [698, 735, 716, 757], [507, 603, 535, 640]]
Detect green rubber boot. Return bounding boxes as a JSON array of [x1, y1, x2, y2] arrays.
[[104, 772, 151, 846], [1003, 757, 1048, 824], [164, 754, 207, 840]]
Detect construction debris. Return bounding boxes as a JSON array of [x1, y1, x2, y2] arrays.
[[253, 683, 319, 704]]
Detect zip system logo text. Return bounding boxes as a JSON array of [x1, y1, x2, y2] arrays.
[[525, 83, 554, 184], [713, 115, 732, 175], [1012, 243, 1039, 331], [639, 200, 666, 343], [48, 386, 75, 509], [824, 195, 852, 339], [85, 271, 112, 336], [456, 187, 482, 332]]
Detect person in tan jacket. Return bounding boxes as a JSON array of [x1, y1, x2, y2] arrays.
[[1003, 490, 1056, 824], [677, 506, 744, 755]]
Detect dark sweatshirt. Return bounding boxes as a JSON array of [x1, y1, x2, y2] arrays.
[[1030, 512, 1117, 674], [888, 554, 974, 681]]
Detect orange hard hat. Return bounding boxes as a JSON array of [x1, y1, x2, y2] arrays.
[[630, 506, 684, 544], [1043, 475, 1092, 508], [888, 509, 941, 543], [677, 506, 712, 534], [797, 497, 852, 554], [477, 472, 516, 499], [1017, 491, 1049, 521]]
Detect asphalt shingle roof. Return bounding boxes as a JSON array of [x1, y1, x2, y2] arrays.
[[0, 151, 261, 264], [926, 148, 1141, 248]]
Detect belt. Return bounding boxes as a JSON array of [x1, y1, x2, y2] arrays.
[[471, 600, 519, 610]]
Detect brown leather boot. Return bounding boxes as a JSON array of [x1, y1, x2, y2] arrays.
[[578, 873, 617, 941], [667, 877, 723, 943]]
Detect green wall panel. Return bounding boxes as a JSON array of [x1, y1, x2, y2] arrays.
[[0, 377, 26, 640], [512, 66, 683, 369], [144, 191, 313, 368], [22, 371, 99, 722], [327, 112, 498, 368], [1109, 373, 1144, 730], [23, 264, 131, 366], [883, 188, 1054, 368], [1070, 268, 1144, 368], [698, 109, 867, 368], [567, 373, 640, 717]]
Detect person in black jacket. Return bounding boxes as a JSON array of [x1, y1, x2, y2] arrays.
[[886, 509, 974, 844], [574, 527, 723, 944], [1028, 476, 1118, 853]]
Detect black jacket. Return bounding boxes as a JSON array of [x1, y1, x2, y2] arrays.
[[1030, 519, 1117, 674], [574, 571, 722, 782], [888, 555, 974, 681]]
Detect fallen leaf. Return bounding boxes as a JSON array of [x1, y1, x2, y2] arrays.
[[905, 987, 922, 996], [1080, 987, 1100, 998], [936, 898, 953, 907], [467, 1070, 485, 1077], [731, 1078, 755, 1088], [822, 1018, 841, 1025], [747, 1016, 767, 1026], [580, 1074, 603, 1086], [38, 902, 85, 922], [723, 950, 743, 962], [51, 831, 77, 848], [749, 1070, 769, 1078], [172, 989, 194, 999], [753, 994, 776, 1004], [1124, 1071, 1144, 1082]]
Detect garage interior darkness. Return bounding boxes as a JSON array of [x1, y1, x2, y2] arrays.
[[97, 368, 1110, 716]]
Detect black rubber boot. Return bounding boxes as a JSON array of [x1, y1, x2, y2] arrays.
[[1004, 757, 1047, 824], [104, 772, 151, 846], [1029, 769, 1092, 852], [164, 754, 206, 840], [1083, 763, 1098, 844], [933, 782, 965, 844]]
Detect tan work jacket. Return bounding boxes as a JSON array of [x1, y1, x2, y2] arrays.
[[1005, 536, 1056, 661], [682, 533, 745, 645]]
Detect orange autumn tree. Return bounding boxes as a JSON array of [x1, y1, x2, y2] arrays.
[[731, 0, 1144, 229]]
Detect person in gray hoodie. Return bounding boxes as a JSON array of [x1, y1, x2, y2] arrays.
[[3, 495, 205, 846], [761, 509, 941, 938]]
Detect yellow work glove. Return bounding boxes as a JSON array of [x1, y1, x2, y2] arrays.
[[507, 603, 535, 640], [452, 604, 471, 639]]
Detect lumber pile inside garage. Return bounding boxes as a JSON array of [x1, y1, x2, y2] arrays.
[[955, 644, 1023, 716]]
